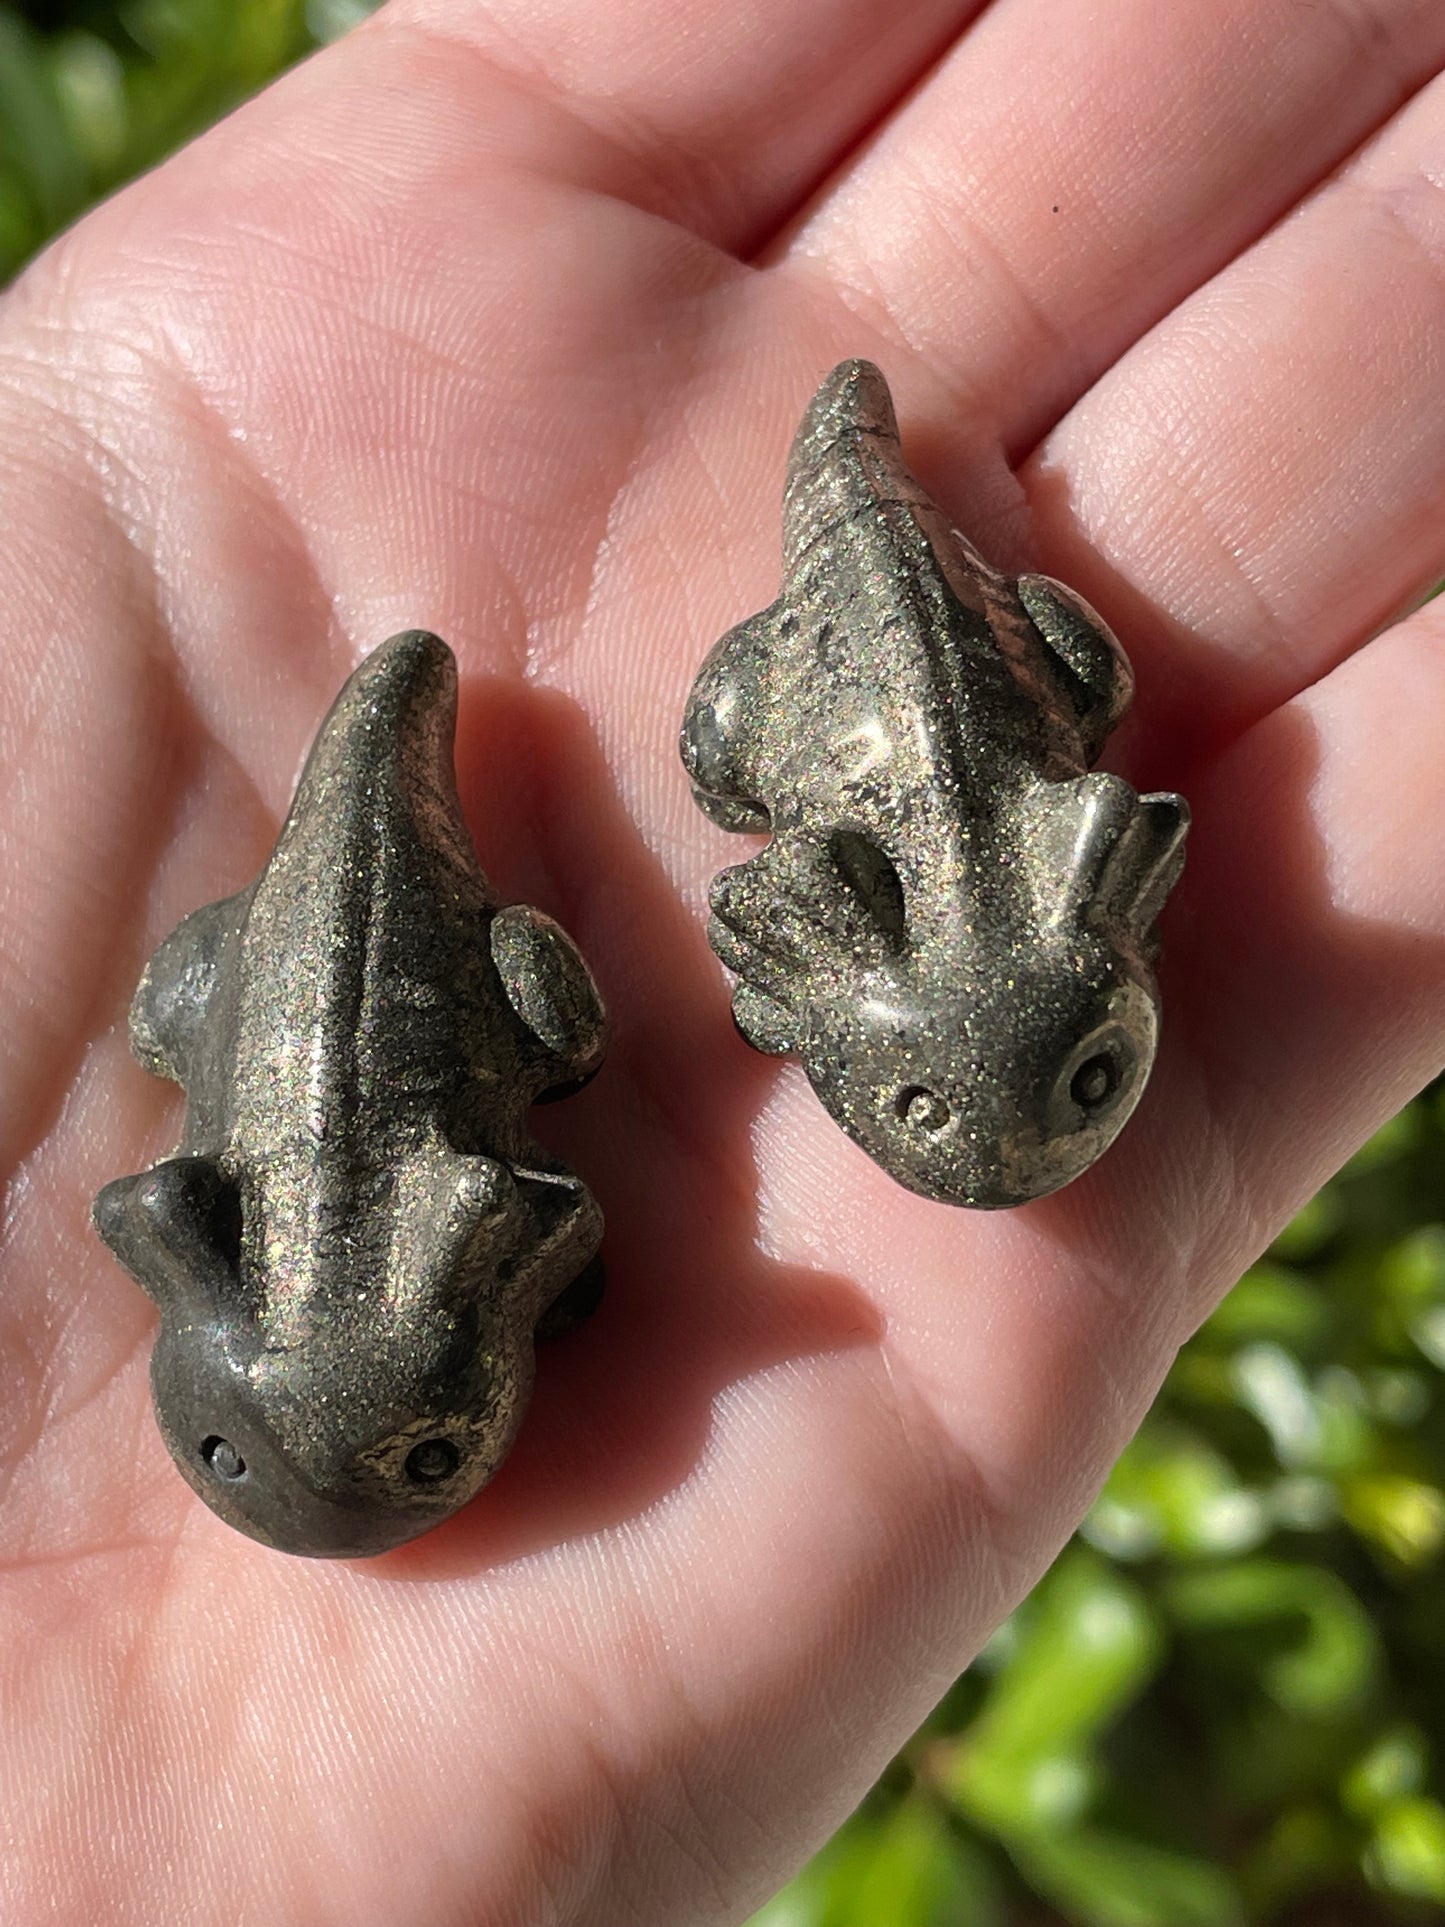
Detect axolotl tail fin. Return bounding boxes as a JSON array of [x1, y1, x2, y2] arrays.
[[277, 629, 479, 875]]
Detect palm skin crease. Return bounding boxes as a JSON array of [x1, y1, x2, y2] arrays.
[[2, 0, 1445, 1922]]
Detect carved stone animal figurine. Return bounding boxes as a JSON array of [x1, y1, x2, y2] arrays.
[[681, 360, 1188, 1208], [94, 632, 606, 1556]]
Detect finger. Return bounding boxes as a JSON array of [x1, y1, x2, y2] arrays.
[[375, 0, 990, 252], [1025, 65, 1445, 754], [780, 0, 1445, 470]]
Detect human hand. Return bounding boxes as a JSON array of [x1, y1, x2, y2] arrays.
[[3, 2, 1444, 1921]]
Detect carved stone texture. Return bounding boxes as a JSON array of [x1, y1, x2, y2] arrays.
[[95, 632, 606, 1556], [681, 361, 1189, 1208]]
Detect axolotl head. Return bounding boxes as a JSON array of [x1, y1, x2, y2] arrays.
[[94, 1150, 600, 1556], [787, 773, 1188, 1208]]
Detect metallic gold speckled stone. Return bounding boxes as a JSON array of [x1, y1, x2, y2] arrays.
[[681, 361, 1189, 1207], [94, 633, 606, 1556]]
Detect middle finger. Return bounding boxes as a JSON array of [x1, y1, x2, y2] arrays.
[[777, 0, 1445, 467], [1026, 63, 1445, 756]]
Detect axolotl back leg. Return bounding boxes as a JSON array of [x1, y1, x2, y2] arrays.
[[488, 903, 610, 1340], [129, 890, 250, 1093], [102, 892, 251, 1309], [1017, 574, 1136, 769], [680, 610, 777, 834], [489, 902, 608, 1102]]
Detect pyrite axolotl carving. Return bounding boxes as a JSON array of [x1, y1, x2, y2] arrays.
[[681, 361, 1189, 1208], [94, 632, 606, 1556]]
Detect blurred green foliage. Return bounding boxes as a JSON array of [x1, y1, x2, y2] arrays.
[[0, 0, 379, 278], [757, 1091, 1445, 1927], [4, 7, 1443, 1923]]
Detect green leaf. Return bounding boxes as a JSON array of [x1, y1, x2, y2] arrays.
[[949, 1551, 1161, 1832], [1200, 1264, 1327, 1348], [1239, 1803, 1356, 1914], [1340, 1473, 1445, 1568], [1014, 1829, 1243, 1927], [1342, 1725, 1429, 1820], [1228, 1345, 1322, 1468], [50, 30, 128, 174], [749, 1805, 1001, 1927], [1342, 1107, 1420, 1178], [1164, 1561, 1378, 1717], [1377, 1226, 1445, 1360], [1267, 1189, 1343, 1263], [0, 7, 89, 257], [1085, 1428, 1267, 1562], [1365, 1796, 1445, 1902], [306, 0, 380, 39]]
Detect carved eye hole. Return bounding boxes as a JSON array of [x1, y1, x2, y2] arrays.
[[1071, 1054, 1119, 1112], [200, 1435, 246, 1480], [405, 1438, 460, 1485], [1068, 1033, 1138, 1118], [830, 831, 907, 948], [896, 1086, 951, 1134]]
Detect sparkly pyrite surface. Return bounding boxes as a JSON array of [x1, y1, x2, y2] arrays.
[[95, 632, 606, 1556], [681, 361, 1189, 1208]]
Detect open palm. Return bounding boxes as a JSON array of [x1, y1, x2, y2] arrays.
[[3, 1, 1445, 1921]]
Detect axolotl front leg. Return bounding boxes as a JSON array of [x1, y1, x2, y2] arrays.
[[680, 607, 830, 1054], [679, 608, 777, 836]]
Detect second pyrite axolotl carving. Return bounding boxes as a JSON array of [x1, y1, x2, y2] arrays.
[[94, 632, 606, 1556], [681, 361, 1189, 1208]]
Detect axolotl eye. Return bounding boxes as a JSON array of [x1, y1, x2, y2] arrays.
[[404, 1438, 460, 1484], [1059, 1029, 1138, 1125], [200, 1434, 246, 1481], [1070, 1054, 1119, 1112], [895, 1086, 952, 1134]]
